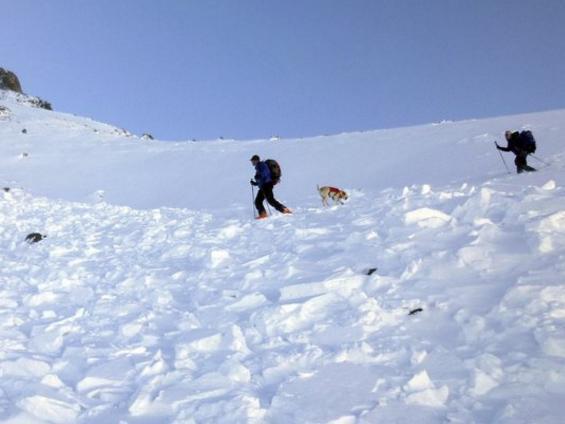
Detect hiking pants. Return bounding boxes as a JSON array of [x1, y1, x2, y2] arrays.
[[515, 154, 536, 173], [255, 183, 286, 214]]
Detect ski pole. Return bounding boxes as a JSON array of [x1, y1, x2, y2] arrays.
[[266, 203, 272, 215], [530, 154, 549, 166], [495, 142, 511, 174]]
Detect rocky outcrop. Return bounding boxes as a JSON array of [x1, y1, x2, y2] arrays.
[[29, 97, 52, 110], [0, 67, 52, 110], [0, 67, 23, 93]]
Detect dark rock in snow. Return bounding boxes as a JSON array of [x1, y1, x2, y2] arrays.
[[0, 67, 23, 93], [0, 105, 10, 116], [28, 97, 52, 110], [25, 233, 47, 244], [366, 268, 378, 276]]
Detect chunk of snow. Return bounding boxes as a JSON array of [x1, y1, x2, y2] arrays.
[[542, 180, 556, 190], [404, 370, 434, 392], [209, 249, 231, 268], [18, 395, 81, 424], [405, 385, 449, 408], [404, 207, 452, 228], [469, 369, 499, 396]]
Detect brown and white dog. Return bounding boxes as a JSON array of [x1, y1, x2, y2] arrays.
[[317, 185, 348, 206]]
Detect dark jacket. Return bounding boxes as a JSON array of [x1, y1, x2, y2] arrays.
[[253, 161, 272, 187], [497, 132, 526, 156]]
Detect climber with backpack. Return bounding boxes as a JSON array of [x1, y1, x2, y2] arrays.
[[250, 154, 292, 219], [495, 130, 537, 174]]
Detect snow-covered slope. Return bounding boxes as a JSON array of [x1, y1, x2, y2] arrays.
[[2, 88, 565, 211], [1, 89, 565, 423]]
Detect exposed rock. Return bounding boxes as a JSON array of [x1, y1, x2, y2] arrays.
[[0, 67, 23, 93], [25, 233, 47, 244], [28, 97, 52, 111], [114, 128, 132, 137], [366, 267, 378, 276], [0, 105, 10, 118], [0, 67, 52, 110]]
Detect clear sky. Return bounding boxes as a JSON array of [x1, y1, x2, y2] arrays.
[[2, 0, 565, 140]]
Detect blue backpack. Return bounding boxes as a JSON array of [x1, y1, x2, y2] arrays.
[[518, 130, 536, 154]]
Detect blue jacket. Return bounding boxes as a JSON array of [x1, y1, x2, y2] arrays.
[[254, 161, 272, 187]]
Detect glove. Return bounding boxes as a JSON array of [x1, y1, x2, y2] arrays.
[[250, 179, 258, 186]]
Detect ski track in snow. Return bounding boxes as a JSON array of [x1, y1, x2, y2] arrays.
[[1, 179, 565, 423], [1, 90, 565, 422]]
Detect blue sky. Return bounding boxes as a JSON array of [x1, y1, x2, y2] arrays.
[[2, 0, 565, 140]]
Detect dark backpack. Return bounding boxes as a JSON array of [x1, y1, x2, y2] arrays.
[[518, 130, 537, 154], [265, 159, 281, 184]]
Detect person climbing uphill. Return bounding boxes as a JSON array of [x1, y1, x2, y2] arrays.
[[496, 130, 537, 174], [250, 154, 292, 219]]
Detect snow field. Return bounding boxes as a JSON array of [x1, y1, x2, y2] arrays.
[[1, 170, 565, 422], [2, 90, 565, 422]]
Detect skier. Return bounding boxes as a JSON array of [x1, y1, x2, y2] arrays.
[[250, 154, 292, 219], [495, 130, 536, 174]]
